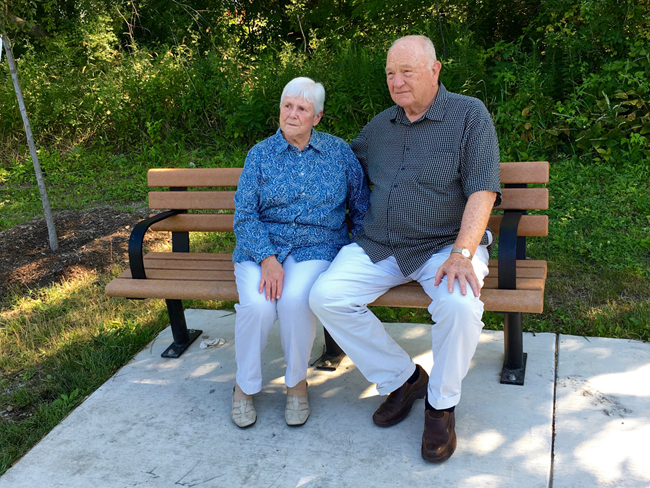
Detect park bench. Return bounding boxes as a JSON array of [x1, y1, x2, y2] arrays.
[[105, 162, 549, 385]]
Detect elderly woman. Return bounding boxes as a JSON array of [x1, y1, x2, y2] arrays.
[[231, 77, 370, 428]]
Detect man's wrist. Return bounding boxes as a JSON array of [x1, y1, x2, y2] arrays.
[[450, 248, 473, 259]]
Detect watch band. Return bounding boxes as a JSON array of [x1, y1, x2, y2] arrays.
[[451, 248, 473, 259]]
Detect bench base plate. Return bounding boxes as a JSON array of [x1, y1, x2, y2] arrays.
[[316, 350, 346, 371], [500, 353, 528, 385], [161, 329, 203, 358]]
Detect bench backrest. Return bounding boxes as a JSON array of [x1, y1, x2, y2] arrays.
[[147, 162, 549, 237]]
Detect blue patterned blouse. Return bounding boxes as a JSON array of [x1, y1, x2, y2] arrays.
[[233, 128, 370, 265]]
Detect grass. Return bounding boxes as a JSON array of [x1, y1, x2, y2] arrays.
[[0, 231, 239, 475], [0, 142, 247, 231], [0, 141, 649, 475], [0, 267, 170, 474]]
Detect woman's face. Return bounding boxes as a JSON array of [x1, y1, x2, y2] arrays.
[[279, 96, 323, 145]]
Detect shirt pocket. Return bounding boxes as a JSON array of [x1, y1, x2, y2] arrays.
[[418, 151, 461, 192]]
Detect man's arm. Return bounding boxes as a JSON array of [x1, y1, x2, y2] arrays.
[[433, 190, 497, 297]]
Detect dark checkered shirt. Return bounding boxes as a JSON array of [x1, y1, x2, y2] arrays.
[[351, 83, 502, 276]]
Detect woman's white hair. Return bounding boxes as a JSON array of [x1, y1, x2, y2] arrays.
[[280, 77, 325, 114], [391, 35, 438, 68]]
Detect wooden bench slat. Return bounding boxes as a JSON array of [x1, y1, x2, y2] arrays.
[[148, 187, 547, 213], [144, 252, 233, 261], [148, 168, 242, 187], [148, 213, 548, 237], [500, 162, 549, 184], [147, 164, 550, 188], [138, 253, 547, 279], [119, 267, 546, 291], [150, 214, 235, 232], [119, 269, 237, 281], [148, 191, 237, 210], [106, 278, 239, 302], [105, 277, 544, 313], [144, 260, 235, 271], [369, 286, 544, 313], [490, 259, 546, 269], [487, 266, 546, 279], [488, 215, 548, 237], [149, 190, 549, 212], [483, 277, 545, 290], [499, 188, 548, 210]]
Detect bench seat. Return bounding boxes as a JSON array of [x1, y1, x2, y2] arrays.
[[107, 253, 546, 313]]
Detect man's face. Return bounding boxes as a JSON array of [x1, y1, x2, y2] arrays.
[[385, 40, 441, 115], [279, 96, 322, 143]]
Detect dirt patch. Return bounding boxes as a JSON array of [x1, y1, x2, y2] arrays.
[[0, 207, 165, 300]]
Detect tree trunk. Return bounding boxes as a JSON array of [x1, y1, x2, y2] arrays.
[[1, 30, 58, 251]]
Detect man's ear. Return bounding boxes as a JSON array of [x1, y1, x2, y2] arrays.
[[313, 110, 324, 126], [432, 60, 442, 80]]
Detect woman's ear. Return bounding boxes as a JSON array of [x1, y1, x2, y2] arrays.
[[313, 110, 324, 126]]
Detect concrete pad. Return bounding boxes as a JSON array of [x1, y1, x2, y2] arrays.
[[0, 310, 555, 488], [553, 335, 650, 488]]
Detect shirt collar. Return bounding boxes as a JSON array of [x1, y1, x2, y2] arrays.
[[271, 128, 324, 155], [390, 82, 449, 124]]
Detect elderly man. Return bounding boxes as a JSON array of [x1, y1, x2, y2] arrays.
[[309, 35, 501, 462]]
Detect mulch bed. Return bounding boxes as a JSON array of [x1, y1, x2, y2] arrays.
[[0, 207, 163, 301]]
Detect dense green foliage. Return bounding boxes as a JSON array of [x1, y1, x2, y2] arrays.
[[1, 0, 648, 280], [2, 0, 648, 273]]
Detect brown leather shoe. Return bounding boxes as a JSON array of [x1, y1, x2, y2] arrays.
[[372, 364, 429, 427], [421, 410, 457, 463]]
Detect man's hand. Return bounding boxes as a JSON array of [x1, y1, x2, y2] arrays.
[[260, 255, 284, 301], [434, 253, 481, 297]]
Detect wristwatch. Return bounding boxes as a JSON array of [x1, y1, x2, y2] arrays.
[[451, 248, 473, 259]]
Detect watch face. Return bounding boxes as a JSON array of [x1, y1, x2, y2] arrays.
[[462, 249, 471, 258]]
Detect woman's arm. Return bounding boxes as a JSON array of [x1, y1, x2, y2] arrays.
[[233, 150, 276, 264], [345, 147, 371, 236]]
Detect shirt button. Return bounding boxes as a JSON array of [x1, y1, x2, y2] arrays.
[[401, 167, 405, 170], [394, 184, 398, 188], [388, 206, 393, 210], [405, 147, 410, 151]]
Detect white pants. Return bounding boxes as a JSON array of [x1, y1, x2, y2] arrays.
[[309, 243, 490, 409], [234, 255, 331, 395]]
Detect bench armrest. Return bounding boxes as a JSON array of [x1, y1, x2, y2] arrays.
[[497, 210, 524, 290], [128, 210, 181, 279]]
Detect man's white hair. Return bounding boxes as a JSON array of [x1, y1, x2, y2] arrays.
[[390, 35, 438, 67], [280, 77, 325, 114]]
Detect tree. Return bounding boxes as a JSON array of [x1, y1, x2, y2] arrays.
[[1, 17, 58, 251]]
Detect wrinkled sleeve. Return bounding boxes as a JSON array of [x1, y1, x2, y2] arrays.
[[233, 149, 276, 263], [460, 102, 502, 207], [350, 124, 370, 181], [344, 145, 370, 237]]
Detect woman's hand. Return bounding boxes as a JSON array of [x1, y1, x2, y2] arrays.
[[259, 255, 284, 301]]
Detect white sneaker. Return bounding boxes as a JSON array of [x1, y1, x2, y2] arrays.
[[285, 394, 310, 426], [231, 396, 256, 428]]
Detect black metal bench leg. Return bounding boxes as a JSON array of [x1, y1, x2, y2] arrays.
[[161, 299, 202, 358], [316, 328, 347, 371], [500, 312, 527, 385]]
